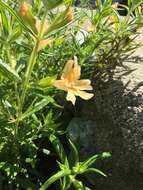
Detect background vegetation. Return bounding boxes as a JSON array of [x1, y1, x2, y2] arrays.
[[0, 0, 142, 189]]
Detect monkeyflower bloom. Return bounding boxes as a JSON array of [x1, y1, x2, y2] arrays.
[[53, 58, 94, 105]]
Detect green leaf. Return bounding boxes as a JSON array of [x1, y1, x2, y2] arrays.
[[39, 170, 69, 190], [42, 148, 50, 155], [80, 152, 111, 172], [45, 7, 73, 35], [20, 97, 55, 120], [101, 152, 111, 159], [0, 162, 6, 169], [96, 0, 102, 9], [42, 0, 63, 10], [36, 94, 63, 108], [84, 168, 107, 177], [0, 59, 21, 82], [80, 154, 99, 170], [9, 26, 22, 42], [63, 0, 73, 5], [49, 134, 69, 166], [68, 139, 79, 167], [0, 8, 9, 36]]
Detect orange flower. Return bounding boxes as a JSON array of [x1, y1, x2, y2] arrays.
[[53, 58, 94, 105]]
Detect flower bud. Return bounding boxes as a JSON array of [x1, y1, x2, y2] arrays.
[[19, 2, 32, 17], [19, 2, 29, 17], [19, 2, 37, 34], [38, 76, 56, 88]]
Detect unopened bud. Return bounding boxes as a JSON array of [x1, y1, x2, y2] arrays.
[[38, 76, 56, 88], [19, 2, 30, 17], [19, 2, 37, 34]]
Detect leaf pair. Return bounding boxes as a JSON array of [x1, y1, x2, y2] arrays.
[[40, 135, 111, 190]]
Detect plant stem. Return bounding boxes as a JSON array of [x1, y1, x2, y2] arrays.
[[20, 40, 39, 108], [14, 39, 39, 139], [16, 8, 48, 131], [20, 7, 48, 111]]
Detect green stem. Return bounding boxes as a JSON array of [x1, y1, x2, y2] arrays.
[[15, 7, 48, 136], [20, 7, 48, 110], [20, 40, 39, 108]]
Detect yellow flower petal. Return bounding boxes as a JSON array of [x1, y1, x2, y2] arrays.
[[73, 59, 81, 80], [53, 80, 67, 91], [62, 60, 74, 79], [62, 58, 81, 82], [75, 90, 94, 100], [74, 79, 93, 90], [66, 90, 76, 105]]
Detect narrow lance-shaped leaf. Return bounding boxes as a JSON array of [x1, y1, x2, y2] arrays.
[[20, 97, 55, 120], [39, 170, 69, 190], [42, 0, 63, 10], [80, 152, 111, 171], [0, 59, 21, 82], [68, 139, 79, 167], [45, 7, 73, 35], [9, 26, 22, 42], [79, 154, 99, 171], [83, 167, 107, 177], [49, 134, 69, 166], [0, 8, 10, 36]]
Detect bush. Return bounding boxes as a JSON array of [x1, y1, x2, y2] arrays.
[[0, 0, 142, 189]]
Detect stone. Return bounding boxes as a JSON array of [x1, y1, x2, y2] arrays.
[[67, 31, 143, 190]]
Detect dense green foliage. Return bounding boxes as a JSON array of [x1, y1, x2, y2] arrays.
[[0, 0, 142, 189]]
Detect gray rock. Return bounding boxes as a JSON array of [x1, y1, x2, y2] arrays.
[[67, 43, 143, 189]]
